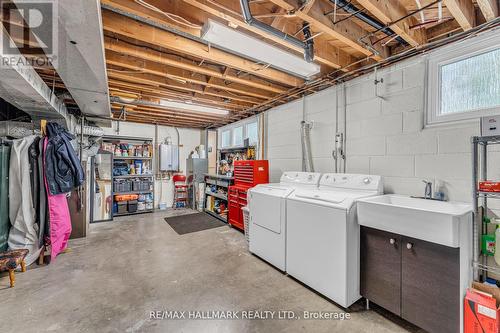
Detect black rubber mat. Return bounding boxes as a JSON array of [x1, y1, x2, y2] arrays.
[[165, 213, 226, 235]]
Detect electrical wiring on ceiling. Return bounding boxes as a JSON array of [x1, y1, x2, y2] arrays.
[[134, 0, 202, 30]]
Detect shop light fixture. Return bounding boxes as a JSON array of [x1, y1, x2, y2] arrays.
[[201, 19, 320, 78], [159, 100, 229, 115]]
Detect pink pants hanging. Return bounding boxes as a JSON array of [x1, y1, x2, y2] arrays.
[[43, 137, 72, 260]]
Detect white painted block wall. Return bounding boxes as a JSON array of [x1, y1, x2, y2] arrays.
[[265, 87, 340, 181], [265, 56, 484, 204], [101, 121, 202, 208]]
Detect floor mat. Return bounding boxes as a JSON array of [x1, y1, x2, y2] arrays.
[[165, 213, 226, 235]]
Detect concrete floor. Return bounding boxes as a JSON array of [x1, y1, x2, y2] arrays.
[[0, 209, 423, 333]]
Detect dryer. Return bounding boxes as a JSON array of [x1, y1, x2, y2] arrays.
[[286, 173, 383, 308], [248, 172, 322, 271]]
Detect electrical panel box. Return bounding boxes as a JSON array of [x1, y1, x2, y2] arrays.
[[159, 144, 179, 171], [481, 115, 500, 136]]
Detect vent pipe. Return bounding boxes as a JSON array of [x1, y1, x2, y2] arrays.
[[300, 121, 314, 172], [239, 0, 314, 62]]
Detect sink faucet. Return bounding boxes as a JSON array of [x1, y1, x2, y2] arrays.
[[422, 180, 432, 199]]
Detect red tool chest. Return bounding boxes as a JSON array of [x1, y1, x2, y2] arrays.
[[228, 160, 269, 230]]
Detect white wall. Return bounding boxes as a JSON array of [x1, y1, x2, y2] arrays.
[[265, 87, 339, 181], [102, 121, 202, 207], [264, 55, 485, 205]]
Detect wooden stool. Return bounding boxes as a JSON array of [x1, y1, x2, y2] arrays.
[[0, 249, 29, 288]]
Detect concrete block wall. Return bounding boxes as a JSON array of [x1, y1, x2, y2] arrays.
[[265, 87, 341, 182], [102, 121, 202, 207], [265, 56, 482, 204], [345, 59, 480, 203]]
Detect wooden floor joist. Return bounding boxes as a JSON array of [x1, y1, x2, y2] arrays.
[[104, 38, 287, 94], [102, 9, 304, 87], [107, 71, 264, 105], [105, 51, 277, 100], [179, 0, 355, 69], [443, 0, 475, 30], [356, 0, 426, 47], [108, 81, 249, 110], [268, 0, 388, 60]]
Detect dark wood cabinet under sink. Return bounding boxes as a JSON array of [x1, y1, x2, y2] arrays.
[[361, 226, 460, 333]]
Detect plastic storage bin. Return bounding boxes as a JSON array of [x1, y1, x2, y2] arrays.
[[132, 179, 141, 191], [114, 179, 131, 193], [117, 201, 127, 214], [128, 200, 138, 213]]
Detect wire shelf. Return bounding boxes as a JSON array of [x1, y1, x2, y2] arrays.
[[474, 262, 500, 276]]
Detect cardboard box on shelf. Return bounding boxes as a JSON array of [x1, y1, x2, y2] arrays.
[[465, 282, 500, 333]]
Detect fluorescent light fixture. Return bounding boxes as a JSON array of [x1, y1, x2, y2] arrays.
[[201, 19, 320, 78], [159, 100, 229, 115]]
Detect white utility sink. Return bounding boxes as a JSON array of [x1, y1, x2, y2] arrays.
[[357, 195, 472, 247]]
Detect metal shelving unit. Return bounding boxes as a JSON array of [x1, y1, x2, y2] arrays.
[[113, 190, 154, 195], [107, 136, 154, 218], [472, 135, 500, 281], [114, 209, 154, 217], [113, 157, 153, 161], [204, 174, 233, 223], [205, 190, 227, 201], [114, 174, 153, 179], [205, 209, 227, 223]]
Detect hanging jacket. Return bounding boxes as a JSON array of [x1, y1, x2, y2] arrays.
[[44, 122, 85, 195]]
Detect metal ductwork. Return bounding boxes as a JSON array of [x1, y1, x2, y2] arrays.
[[0, 121, 40, 138], [329, 0, 408, 46], [74, 124, 104, 137], [0, 120, 103, 138], [239, 0, 315, 62], [300, 121, 314, 172]]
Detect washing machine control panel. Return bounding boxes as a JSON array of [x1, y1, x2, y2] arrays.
[[320, 173, 382, 192], [280, 171, 321, 186]]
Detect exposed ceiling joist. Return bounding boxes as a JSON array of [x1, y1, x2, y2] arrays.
[[443, 0, 475, 30], [110, 104, 231, 122], [356, 0, 426, 46], [104, 38, 286, 94], [108, 80, 249, 110], [477, 0, 499, 21], [179, 0, 355, 69], [101, 0, 201, 36], [115, 115, 208, 128], [107, 71, 263, 105], [267, 0, 387, 60], [105, 51, 277, 100], [101, 9, 304, 87]]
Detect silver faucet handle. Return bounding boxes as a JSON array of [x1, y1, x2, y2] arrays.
[[422, 179, 431, 184]]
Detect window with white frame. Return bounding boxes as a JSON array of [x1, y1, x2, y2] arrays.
[[218, 118, 259, 149], [233, 126, 243, 146], [221, 130, 231, 148], [246, 121, 258, 144], [427, 32, 500, 125]]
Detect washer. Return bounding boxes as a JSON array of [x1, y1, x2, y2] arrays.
[[286, 173, 383, 308], [248, 172, 322, 271]]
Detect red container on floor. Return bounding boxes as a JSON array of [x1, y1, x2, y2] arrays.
[[464, 283, 500, 333], [228, 160, 269, 230]]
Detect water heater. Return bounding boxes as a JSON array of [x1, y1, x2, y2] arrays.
[[159, 143, 179, 171]]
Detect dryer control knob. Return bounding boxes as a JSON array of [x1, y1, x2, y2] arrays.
[[363, 177, 371, 184]]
